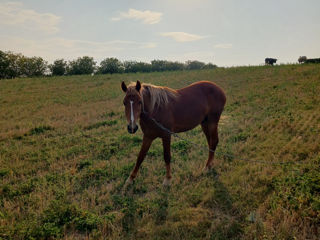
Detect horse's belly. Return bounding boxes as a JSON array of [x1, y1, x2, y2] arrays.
[[173, 123, 199, 133], [171, 89, 210, 133], [172, 111, 206, 133]]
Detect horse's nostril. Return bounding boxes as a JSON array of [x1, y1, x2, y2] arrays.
[[127, 125, 138, 134]]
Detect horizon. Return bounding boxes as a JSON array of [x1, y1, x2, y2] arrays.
[[1, 0, 320, 67]]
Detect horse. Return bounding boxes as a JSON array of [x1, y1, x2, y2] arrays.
[[121, 80, 226, 186]]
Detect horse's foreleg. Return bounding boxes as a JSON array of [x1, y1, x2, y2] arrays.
[[126, 136, 153, 184], [162, 136, 172, 186]]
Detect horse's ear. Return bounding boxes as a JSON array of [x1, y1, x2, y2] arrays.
[[136, 80, 141, 92], [121, 81, 127, 92]]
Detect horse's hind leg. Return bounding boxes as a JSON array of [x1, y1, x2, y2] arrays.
[[201, 115, 219, 171], [162, 136, 172, 186]]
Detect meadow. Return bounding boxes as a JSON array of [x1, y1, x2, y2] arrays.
[[0, 64, 319, 239]]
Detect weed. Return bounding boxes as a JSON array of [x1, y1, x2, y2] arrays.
[[27, 125, 54, 136], [30, 200, 101, 239], [84, 120, 117, 130], [0, 168, 10, 177], [77, 159, 92, 170]]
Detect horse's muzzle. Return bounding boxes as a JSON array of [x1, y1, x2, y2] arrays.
[[127, 124, 138, 134]]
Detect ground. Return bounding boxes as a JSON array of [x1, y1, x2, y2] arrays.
[[0, 64, 319, 239]]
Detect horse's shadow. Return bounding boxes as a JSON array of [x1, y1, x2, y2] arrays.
[[205, 169, 235, 214], [203, 168, 244, 238]]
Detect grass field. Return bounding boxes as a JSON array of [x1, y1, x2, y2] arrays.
[[0, 64, 319, 239]]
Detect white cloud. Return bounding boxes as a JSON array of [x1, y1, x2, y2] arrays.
[[0, 2, 61, 34], [142, 42, 157, 48], [214, 43, 233, 49], [160, 32, 206, 42], [111, 8, 162, 24], [0, 36, 156, 62]]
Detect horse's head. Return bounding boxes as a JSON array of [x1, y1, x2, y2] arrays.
[[121, 80, 143, 134]]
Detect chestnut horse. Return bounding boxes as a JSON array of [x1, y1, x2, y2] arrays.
[[121, 80, 226, 186]]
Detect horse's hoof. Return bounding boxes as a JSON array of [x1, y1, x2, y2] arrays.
[[202, 166, 211, 173], [123, 177, 134, 189], [163, 177, 171, 187]]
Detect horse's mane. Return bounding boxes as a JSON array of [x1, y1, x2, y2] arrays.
[[128, 82, 179, 113]]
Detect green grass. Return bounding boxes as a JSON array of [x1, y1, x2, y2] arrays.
[[0, 65, 319, 239]]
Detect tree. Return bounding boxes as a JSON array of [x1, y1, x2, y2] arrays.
[[99, 58, 124, 74], [49, 59, 67, 76], [151, 60, 185, 72], [4, 51, 23, 78], [203, 63, 218, 69], [123, 61, 152, 73], [151, 60, 167, 72], [165, 61, 185, 71], [0, 50, 10, 79], [67, 56, 96, 75], [123, 61, 138, 73], [185, 60, 206, 70], [133, 62, 152, 72], [19, 56, 48, 77]]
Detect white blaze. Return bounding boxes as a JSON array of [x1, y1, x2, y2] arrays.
[[130, 100, 134, 128]]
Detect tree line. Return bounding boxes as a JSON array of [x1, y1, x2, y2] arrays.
[[0, 50, 217, 79]]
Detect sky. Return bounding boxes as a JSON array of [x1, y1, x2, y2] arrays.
[[1, 0, 320, 66]]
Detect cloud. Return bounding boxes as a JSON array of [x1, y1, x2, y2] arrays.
[[160, 32, 206, 42], [0, 36, 157, 62], [214, 43, 233, 49], [0, 2, 61, 34], [111, 8, 162, 24], [166, 51, 215, 63]]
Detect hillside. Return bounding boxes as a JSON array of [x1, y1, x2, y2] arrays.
[[0, 64, 319, 239]]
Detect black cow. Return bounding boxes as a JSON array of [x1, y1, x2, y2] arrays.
[[265, 58, 277, 65], [305, 58, 320, 64]]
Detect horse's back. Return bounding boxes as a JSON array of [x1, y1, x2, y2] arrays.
[[177, 81, 226, 111]]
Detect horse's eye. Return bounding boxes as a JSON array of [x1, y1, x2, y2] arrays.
[[123, 101, 126, 106]]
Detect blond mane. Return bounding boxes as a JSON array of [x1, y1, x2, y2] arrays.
[[128, 82, 179, 113]]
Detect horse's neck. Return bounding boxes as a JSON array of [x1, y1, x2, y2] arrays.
[[141, 92, 167, 117], [141, 92, 152, 115]]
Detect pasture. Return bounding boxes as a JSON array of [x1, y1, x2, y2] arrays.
[[0, 64, 319, 239]]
